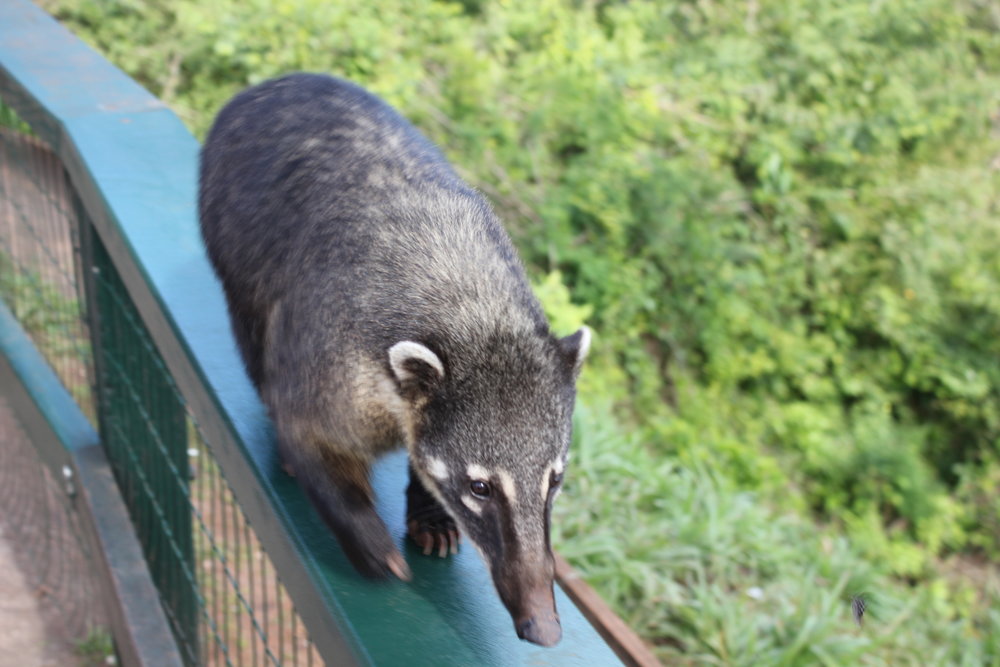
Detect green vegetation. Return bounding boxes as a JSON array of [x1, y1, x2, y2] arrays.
[[0, 254, 93, 411], [40, 0, 1000, 662], [74, 627, 115, 667], [0, 102, 32, 135]]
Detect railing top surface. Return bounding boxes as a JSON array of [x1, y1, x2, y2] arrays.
[[0, 2, 623, 665]]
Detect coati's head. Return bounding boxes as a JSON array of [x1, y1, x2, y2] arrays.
[[387, 326, 591, 647]]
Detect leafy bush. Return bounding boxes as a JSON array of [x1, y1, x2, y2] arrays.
[[39, 0, 1000, 661], [560, 402, 1000, 665]]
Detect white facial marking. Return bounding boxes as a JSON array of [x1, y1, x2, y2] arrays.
[[427, 457, 448, 481], [553, 458, 565, 475], [460, 494, 483, 514], [497, 469, 517, 504], [466, 463, 489, 480]]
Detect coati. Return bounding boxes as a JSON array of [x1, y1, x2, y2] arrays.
[[198, 73, 589, 647]]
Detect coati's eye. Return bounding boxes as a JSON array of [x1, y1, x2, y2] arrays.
[[551, 471, 564, 487], [470, 480, 491, 498]]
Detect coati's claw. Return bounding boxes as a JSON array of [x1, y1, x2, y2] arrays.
[[406, 466, 460, 558], [386, 551, 412, 581], [407, 520, 432, 555], [332, 508, 411, 581], [407, 516, 460, 558]]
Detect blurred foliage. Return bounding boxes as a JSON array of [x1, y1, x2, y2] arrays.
[[40, 0, 1000, 661], [561, 402, 1000, 664]]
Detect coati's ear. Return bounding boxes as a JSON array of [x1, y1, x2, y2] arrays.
[[558, 325, 591, 375], [388, 341, 445, 394]]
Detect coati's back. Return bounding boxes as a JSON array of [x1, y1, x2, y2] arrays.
[[199, 73, 589, 648], [199, 73, 546, 371]]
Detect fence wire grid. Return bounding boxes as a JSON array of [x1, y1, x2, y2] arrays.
[[0, 398, 110, 664], [0, 100, 322, 666]]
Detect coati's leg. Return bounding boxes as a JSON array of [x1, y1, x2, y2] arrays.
[[406, 465, 460, 558], [262, 299, 408, 578], [281, 437, 411, 580]]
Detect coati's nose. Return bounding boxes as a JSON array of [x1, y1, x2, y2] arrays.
[[516, 613, 562, 647]]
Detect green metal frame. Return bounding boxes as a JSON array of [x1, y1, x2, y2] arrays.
[[0, 1, 623, 664], [82, 224, 200, 661]]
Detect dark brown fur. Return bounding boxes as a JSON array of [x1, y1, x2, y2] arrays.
[[199, 73, 588, 646]]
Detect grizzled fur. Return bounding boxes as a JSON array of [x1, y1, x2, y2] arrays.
[[198, 73, 588, 647]]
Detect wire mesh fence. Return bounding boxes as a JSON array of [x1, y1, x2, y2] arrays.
[[1, 100, 323, 665], [0, 123, 94, 424], [0, 398, 111, 665]]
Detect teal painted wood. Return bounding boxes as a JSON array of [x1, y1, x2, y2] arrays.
[[0, 299, 92, 463], [0, 2, 624, 664]]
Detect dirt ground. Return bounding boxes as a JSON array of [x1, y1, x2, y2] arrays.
[[0, 531, 77, 666], [0, 400, 94, 667], [0, 127, 107, 665]]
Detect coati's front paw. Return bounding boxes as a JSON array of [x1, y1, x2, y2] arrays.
[[352, 540, 412, 581], [406, 506, 460, 558], [381, 549, 412, 581], [339, 510, 412, 581], [406, 464, 459, 557]]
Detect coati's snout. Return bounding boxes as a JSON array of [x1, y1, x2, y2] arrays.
[[515, 599, 562, 648], [416, 453, 568, 647], [500, 554, 562, 647]]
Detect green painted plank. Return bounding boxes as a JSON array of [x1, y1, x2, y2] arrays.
[[0, 2, 623, 664]]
